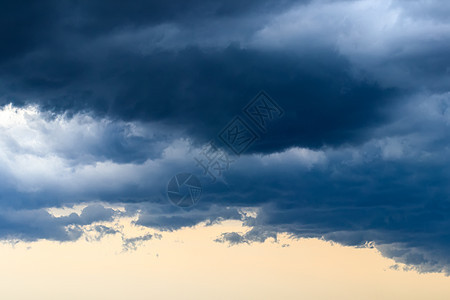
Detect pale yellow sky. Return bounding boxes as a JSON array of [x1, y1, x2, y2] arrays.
[[0, 219, 449, 300]]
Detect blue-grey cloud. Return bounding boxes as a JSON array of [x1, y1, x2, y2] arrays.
[[0, 0, 450, 275], [122, 233, 161, 251], [0, 204, 118, 241]]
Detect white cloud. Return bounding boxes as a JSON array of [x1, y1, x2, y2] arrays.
[[0, 104, 190, 202], [250, 0, 450, 87]]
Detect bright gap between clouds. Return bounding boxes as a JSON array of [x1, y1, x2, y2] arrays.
[[0, 103, 325, 199]]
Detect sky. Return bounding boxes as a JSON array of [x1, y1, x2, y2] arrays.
[[1, 0, 450, 299]]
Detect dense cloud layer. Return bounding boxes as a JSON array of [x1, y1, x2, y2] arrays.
[[0, 0, 425, 152], [0, 0, 450, 273]]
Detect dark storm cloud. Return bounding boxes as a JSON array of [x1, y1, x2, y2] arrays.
[[132, 203, 243, 231], [126, 91, 450, 273], [0, 45, 398, 152], [0, 204, 118, 241], [65, 0, 303, 31], [1, 0, 450, 273], [0, 1, 58, 62], [1, 0, 448, 153], [0, 0, 302, 61], [0, 0, 400, 153], [197, 92, 450, 273]]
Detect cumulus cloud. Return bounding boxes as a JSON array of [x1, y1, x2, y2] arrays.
[[0, 104, 196, 209]]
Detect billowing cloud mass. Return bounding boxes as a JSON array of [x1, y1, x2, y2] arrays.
[[1, 0, 450, 274]]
